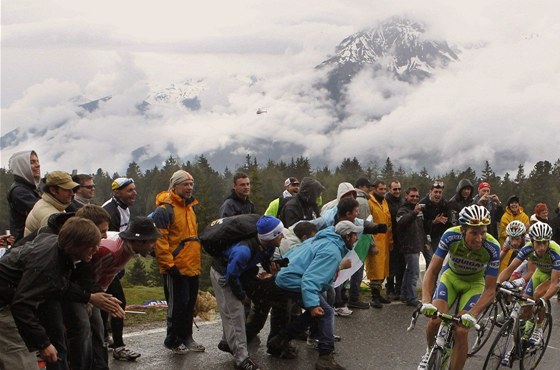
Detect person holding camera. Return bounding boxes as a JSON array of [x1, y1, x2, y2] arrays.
[[419, 180, 452, 268], [473, 182, 504, 240]]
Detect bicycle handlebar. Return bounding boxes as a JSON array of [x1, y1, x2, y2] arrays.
[[407, 307, 481, 331]]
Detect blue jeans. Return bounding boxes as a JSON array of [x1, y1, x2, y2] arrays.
[[401, 253, 420, 304], [163, 274, 199, 348], [283, 294, 335, 355]]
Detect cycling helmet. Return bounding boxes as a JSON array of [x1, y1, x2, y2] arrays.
[[505, 220, 526, 237], [458, 205, 491, 226], [528, 221, 553, 241]]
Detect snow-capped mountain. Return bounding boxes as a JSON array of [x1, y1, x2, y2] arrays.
[[147, 80, 205, 110], [319, 17, 459, 101]]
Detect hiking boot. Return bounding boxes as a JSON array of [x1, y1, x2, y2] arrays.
[[347, 300, 370, 309], [218, 340, 232, 354], [167, 343, 189, 355], [334, 306, 353, 317], [235, 357, 261, 370], [378, 293, 392, 304], [184, 339, 205, 352], [267, 335, 297, 359], [315, 352, 346, 370], [370, 298, 383, 309], [417, 349, 430, 370], [113, 347, 141, 361], [528, 327, 543, 346]]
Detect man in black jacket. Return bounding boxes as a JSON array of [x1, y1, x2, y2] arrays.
[[7, 150, 41, 242], [419, 180, 452, 267], [397, 187, 428, 307], [279, 177, 325, 227], [0, 218, 109, 369], [219, 172, 257, 217], [448, 179, 474, 226]]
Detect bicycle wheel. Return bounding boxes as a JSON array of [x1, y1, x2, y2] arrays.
[[427, 347, 444, 370], [469, 300, 498, 356], [520, 302, 553, 370], [483, 318, 515, 370]]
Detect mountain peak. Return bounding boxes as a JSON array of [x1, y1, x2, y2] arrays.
[[318, 17, 459, 101]]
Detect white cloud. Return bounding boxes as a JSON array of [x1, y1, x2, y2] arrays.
[[2, 0, 560, 177]]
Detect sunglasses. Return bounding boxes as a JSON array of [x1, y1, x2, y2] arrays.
[[81, 185, 96, 189], [392, 188, 401, 191], [432, 182, 444, 189]]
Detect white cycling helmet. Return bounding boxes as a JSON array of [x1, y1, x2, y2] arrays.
[[506, 220, 526, 238], [528, 221, 553, 241], [458, 204, 491, 226]]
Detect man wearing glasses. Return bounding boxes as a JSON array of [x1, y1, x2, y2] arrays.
[[67, 174, 96, 212]]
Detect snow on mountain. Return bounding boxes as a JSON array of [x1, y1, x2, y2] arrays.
[[319, 17, 459, 101]]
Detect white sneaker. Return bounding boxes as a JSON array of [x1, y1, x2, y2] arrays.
[[528, 327, 543, 346], [334, 306, 353, 317], [417, 349, 430, 370]]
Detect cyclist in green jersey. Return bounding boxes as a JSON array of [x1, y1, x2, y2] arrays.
[[498, 221, 560, 346], [418, 205, 501, 370]]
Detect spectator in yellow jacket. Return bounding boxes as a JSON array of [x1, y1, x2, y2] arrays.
[[152, 170, 205, 354]]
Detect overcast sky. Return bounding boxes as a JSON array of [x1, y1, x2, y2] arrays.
[[2, 0, 560, 177]]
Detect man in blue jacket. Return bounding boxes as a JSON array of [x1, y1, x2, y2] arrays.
[[268, 220, 362, 370], [210, 216, 284, 370]]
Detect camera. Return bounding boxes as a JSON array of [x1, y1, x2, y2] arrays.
[[272, 257, 289, 268]]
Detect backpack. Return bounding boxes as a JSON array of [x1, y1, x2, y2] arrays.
[[148, 203, 174, 228], [199, 214, 260, 257]]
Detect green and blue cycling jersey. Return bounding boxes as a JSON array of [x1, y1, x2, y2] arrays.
[[432, 226, 501, 310], [514, 240, 560, 296]]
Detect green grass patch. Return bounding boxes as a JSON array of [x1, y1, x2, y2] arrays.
[[122, 285, 167, 327]]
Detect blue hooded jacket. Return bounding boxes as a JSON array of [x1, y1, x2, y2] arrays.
[[275, 226, 348, 308]]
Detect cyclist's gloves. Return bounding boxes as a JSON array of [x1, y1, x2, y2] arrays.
[[535, 298, 547, 309], [460, 313, 477, 329], [502, 277, 526, 290], [420, 303, 437, 317]]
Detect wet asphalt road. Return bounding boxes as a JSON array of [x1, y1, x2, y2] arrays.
[[109, 299, 560, 370]]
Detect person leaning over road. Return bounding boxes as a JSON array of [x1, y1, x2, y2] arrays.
[[66, 173, 96, 212], [152, 170, 205, 354], [418, 205, 500, 370], [210, 216, 285, 370], [24, 171, 79, 236], [396, 187, 428, 307], [219, 172, 257, 217], [499, 195, 530, 247], [497, 222, 560, 352], [267, 220, 364, 370], [7, 150, 42, 242], [264, 177, 300, 217], [91, 216, 162, 362], [0, 218, 112, 369]]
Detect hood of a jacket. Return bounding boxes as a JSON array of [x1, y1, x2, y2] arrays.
[[455, 179, 474, 197], [336, 182, 357, 201], [314, 226, 347, 255], [298, 177, 325, 205], [9, 150, 39, 186]]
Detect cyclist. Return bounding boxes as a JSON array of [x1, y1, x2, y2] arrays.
[[499, 220, 529, 274], [497, 221, 560, 346], [418, 205, 500, 370]]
